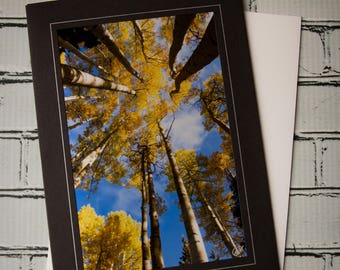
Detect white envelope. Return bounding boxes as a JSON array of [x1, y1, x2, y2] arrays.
[[245, 12, 301, 270], [46, 12, 301, 270]]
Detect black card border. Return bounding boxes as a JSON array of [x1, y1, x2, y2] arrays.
[[26, 0, 279, 269]]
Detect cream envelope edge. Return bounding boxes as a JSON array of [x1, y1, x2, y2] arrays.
[[245, 11, 301, 270]]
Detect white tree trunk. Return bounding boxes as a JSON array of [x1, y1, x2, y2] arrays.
[[61, 64, 136, 95], [158, 123, 208, 263]]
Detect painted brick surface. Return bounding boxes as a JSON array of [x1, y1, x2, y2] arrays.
[[329, 29, 340, 72], [246, 0, 340, 269], [299, 22, 340, 86], [284, 255, 324, 270], [0, 0, 339, 269], [332, 256, 340, 269], [299, 30, 325, 76], [0, 34, 47, 266], [0, 138, 21, 188], [0, 255, 48, 270], [256, 0, 340, 19], [292, 138, 340, 189], [0, 0, 44, 17], [0, 26, 31, 72], [0, 256, 21, 269], [0, 84, 37, 130], [0, 197, 48, 246], [295, 86, 340, 133], [31, 256, 49, 270], [322, 140, 340, 188], [286, 195, 340, 249], [291, 139, 316, 188], [26, 139, 43, 188]]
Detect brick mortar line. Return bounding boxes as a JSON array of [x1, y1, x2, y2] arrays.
[[0, 136, 38, 140], [0, 246, 48, 250], [302, 20, 340, 27], [302, 21, 340, 31], [298, 74, 340, 79], [0, 75, 32, 83], [295, 133, 340, 140], [0, 189, 45, 199], [290, 189, 340, 197], [0, 254, 48, 259], [0, 22, 27, 27], [291, 186, 340, 190], [0, 188, 44, 191], [0, 246, 48, 256], [0, 131, 39, 139], [0, 136, 38, 141], [0, 17, 27, 20], [0, 252, 48, 256], [298, 78, 340, 86], [0, 253, 48, 257], [0, 78, 33, 84], [0, 71, 32, 76], [285, 248, 340, 256], [302, 20, 340, 23], [0, 130, 38, 133]]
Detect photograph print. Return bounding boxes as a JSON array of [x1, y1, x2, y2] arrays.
[[57, 11, 247, 270]]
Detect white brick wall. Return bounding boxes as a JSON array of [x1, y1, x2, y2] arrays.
[[0, 84, 37, 130], [295, 86, 340, 132], [0, 1, 49, 269], [256, 0, 340, 19], [244, 1, 340, 269], [0, 0, 339, 269], [0, 26, 31, 71]]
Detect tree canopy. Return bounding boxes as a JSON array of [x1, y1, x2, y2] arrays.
[[78, 205, 142, 270]]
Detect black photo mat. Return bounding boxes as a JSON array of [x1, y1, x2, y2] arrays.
[[26, 0, 279, 269]]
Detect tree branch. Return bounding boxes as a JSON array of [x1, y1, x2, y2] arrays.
[[132, 21, 149, 62], [61, 64, 136, 95], [169, 14, 196, 76], [58, 37, 109, 74], [89, 24, 143, 81], [200, 94, 230, 134], [171, 17, 218, 95]]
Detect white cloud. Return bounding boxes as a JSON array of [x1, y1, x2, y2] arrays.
[[92, 182, 142, 221], [109, 186, 141, 220], [163, 110, 206, 151]]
